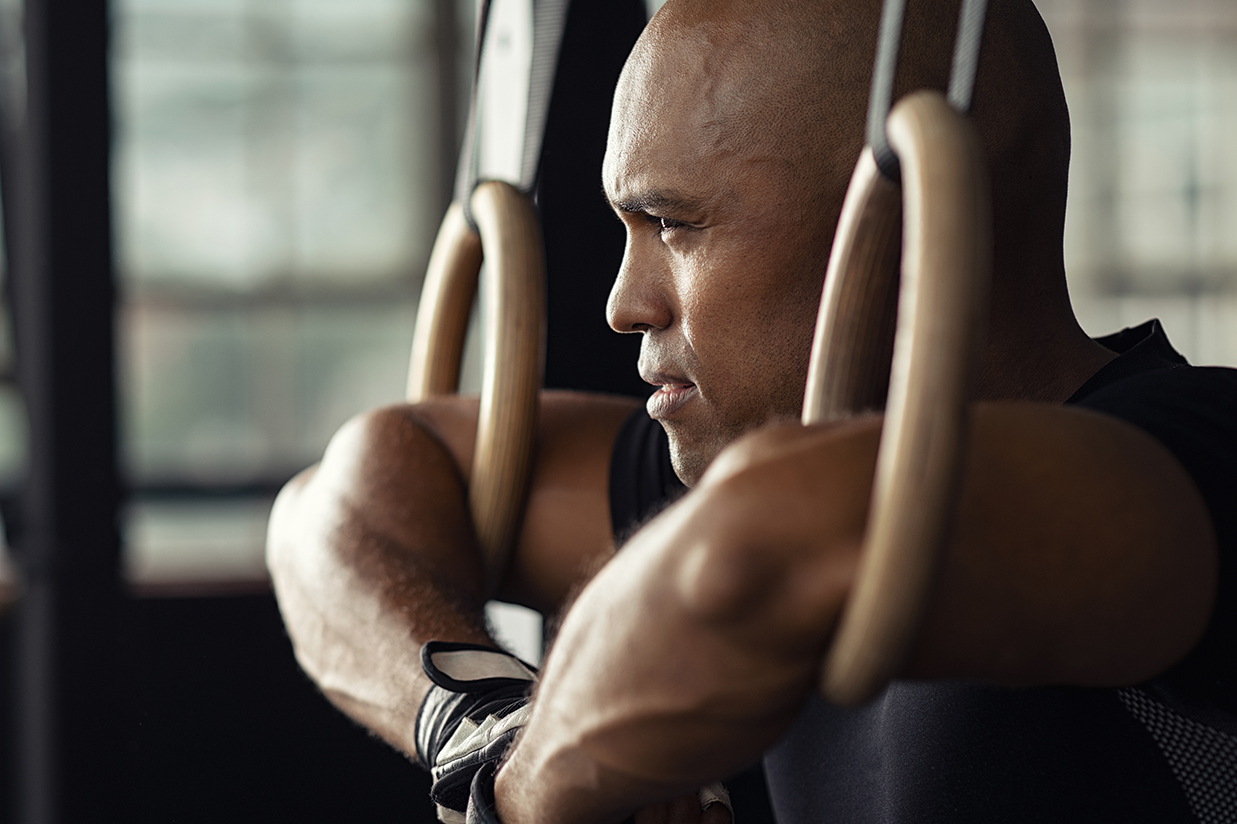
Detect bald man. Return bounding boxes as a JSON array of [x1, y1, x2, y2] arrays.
[[267, 0, 1237, 822]]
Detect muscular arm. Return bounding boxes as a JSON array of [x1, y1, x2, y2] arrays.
[[496, 402, 1218, 824], [265, 390, 638, 755]]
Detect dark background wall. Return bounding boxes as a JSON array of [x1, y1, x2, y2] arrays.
[[538, 0, 652, 399]]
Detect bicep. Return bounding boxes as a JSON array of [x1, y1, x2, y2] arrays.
[[910, 402, 1218, 686], [415, 390, 643, 615], [695, 401, 1217, 690]]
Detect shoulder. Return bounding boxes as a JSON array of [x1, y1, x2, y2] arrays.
[[1073, 362, 1237, 414], [1070, 365, 1237, 516], [1074, 364, 1237, 711]]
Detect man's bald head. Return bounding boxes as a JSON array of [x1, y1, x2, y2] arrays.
[[604, 0, 1082, 483], [608, 0, 865, 237], [613, 0, 1072, 288]]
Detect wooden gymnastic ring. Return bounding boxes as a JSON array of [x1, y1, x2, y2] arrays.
[[408, 181, 546, 597], [805, 90, 991, 705]]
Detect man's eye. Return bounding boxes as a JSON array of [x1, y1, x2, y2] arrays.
[[649, 215, 686, 235]]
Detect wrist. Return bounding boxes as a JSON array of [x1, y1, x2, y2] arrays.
[[415, 641, 537, 821], [494, 722, 640, 824], [493, 720, 596, 824], [493, 729, 594, 824], [493, 746, 534, 824]]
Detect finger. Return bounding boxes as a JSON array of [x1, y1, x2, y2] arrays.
[[632, 793, 708, 824], [701, 802, 733, 824], [667, 792, 708, 823], [697, 781, 733, 823]]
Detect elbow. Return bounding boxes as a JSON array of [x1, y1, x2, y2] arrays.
[[265, 465, 316, 581], [1114, 501, 1218, 685], [1094, 434, 1220, 685], [908, 407, 1222, 689], [1052, 474, 1218, 687], [669, 469, 857, 646]]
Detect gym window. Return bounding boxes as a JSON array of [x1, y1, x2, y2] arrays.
[[111, 0, 471, 593]]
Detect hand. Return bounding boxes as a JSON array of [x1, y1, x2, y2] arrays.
[[631, 791, 733, 824]]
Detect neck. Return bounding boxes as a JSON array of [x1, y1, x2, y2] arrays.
[[976, 290, 1117, 405]]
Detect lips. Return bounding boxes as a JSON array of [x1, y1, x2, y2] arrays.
[[642, 370, 697, 419]]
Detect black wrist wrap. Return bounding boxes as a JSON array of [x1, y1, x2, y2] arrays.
[[415, 641, 537, 821], [466, 761, 503, 824]]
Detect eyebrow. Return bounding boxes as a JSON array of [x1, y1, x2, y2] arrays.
[[606, 188, 705, 216]]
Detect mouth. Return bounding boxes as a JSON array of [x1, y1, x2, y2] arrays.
[[642, 371, 698, 420]]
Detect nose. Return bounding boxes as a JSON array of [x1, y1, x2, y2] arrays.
[[606, 236, 674, 334]]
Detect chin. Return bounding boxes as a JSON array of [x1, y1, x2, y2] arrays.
[[666, 402, 806, 486], [664, 426, 726, 488]]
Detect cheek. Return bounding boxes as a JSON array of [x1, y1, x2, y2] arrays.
[[679, 248, 822, 426], [736, 299, 818, 420]]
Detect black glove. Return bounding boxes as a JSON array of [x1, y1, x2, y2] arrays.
[[415, 641, 538, 823]]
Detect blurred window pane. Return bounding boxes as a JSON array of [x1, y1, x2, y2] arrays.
[[113, 0, 470, 587], [0, 0, 24, 599], [0, 384, 27, 486], [124, 498, 274, 594], [1041, 0, 1237, 365], [114, 0, 441, 289], [0, 187, 22, 486], [123, 299, 417, 483]]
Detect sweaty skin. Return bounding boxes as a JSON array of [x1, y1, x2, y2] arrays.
[[266, 1, 1218, 822]]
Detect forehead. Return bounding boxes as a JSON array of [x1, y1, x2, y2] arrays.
[[602, 9, 829, 213], [604, 53, 716, 196], [602, 37, 783, 213]]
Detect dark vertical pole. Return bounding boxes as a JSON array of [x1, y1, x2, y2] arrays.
[[8, 0, 122, 821]]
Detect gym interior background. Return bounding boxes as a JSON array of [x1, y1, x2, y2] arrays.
[[0, 0, 1234, 820]]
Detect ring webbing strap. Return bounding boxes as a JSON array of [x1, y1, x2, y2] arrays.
[[866, 0, 908, 181], [519, 0, 571, 193], [456, 0, 572, 230], [867, 0, 989, 181], [947, 0, 989, 114], [454, 0, 492, 226]]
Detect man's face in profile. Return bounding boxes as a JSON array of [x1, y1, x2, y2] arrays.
[[602, 10, 841, 486]]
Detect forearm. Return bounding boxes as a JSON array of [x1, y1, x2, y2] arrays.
[[267, 407, 495, 755], [268, 390, 637, 762], [495, 484, 847, 824], [494, 568, 677, 824], [496, 402, 1216, 821]]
